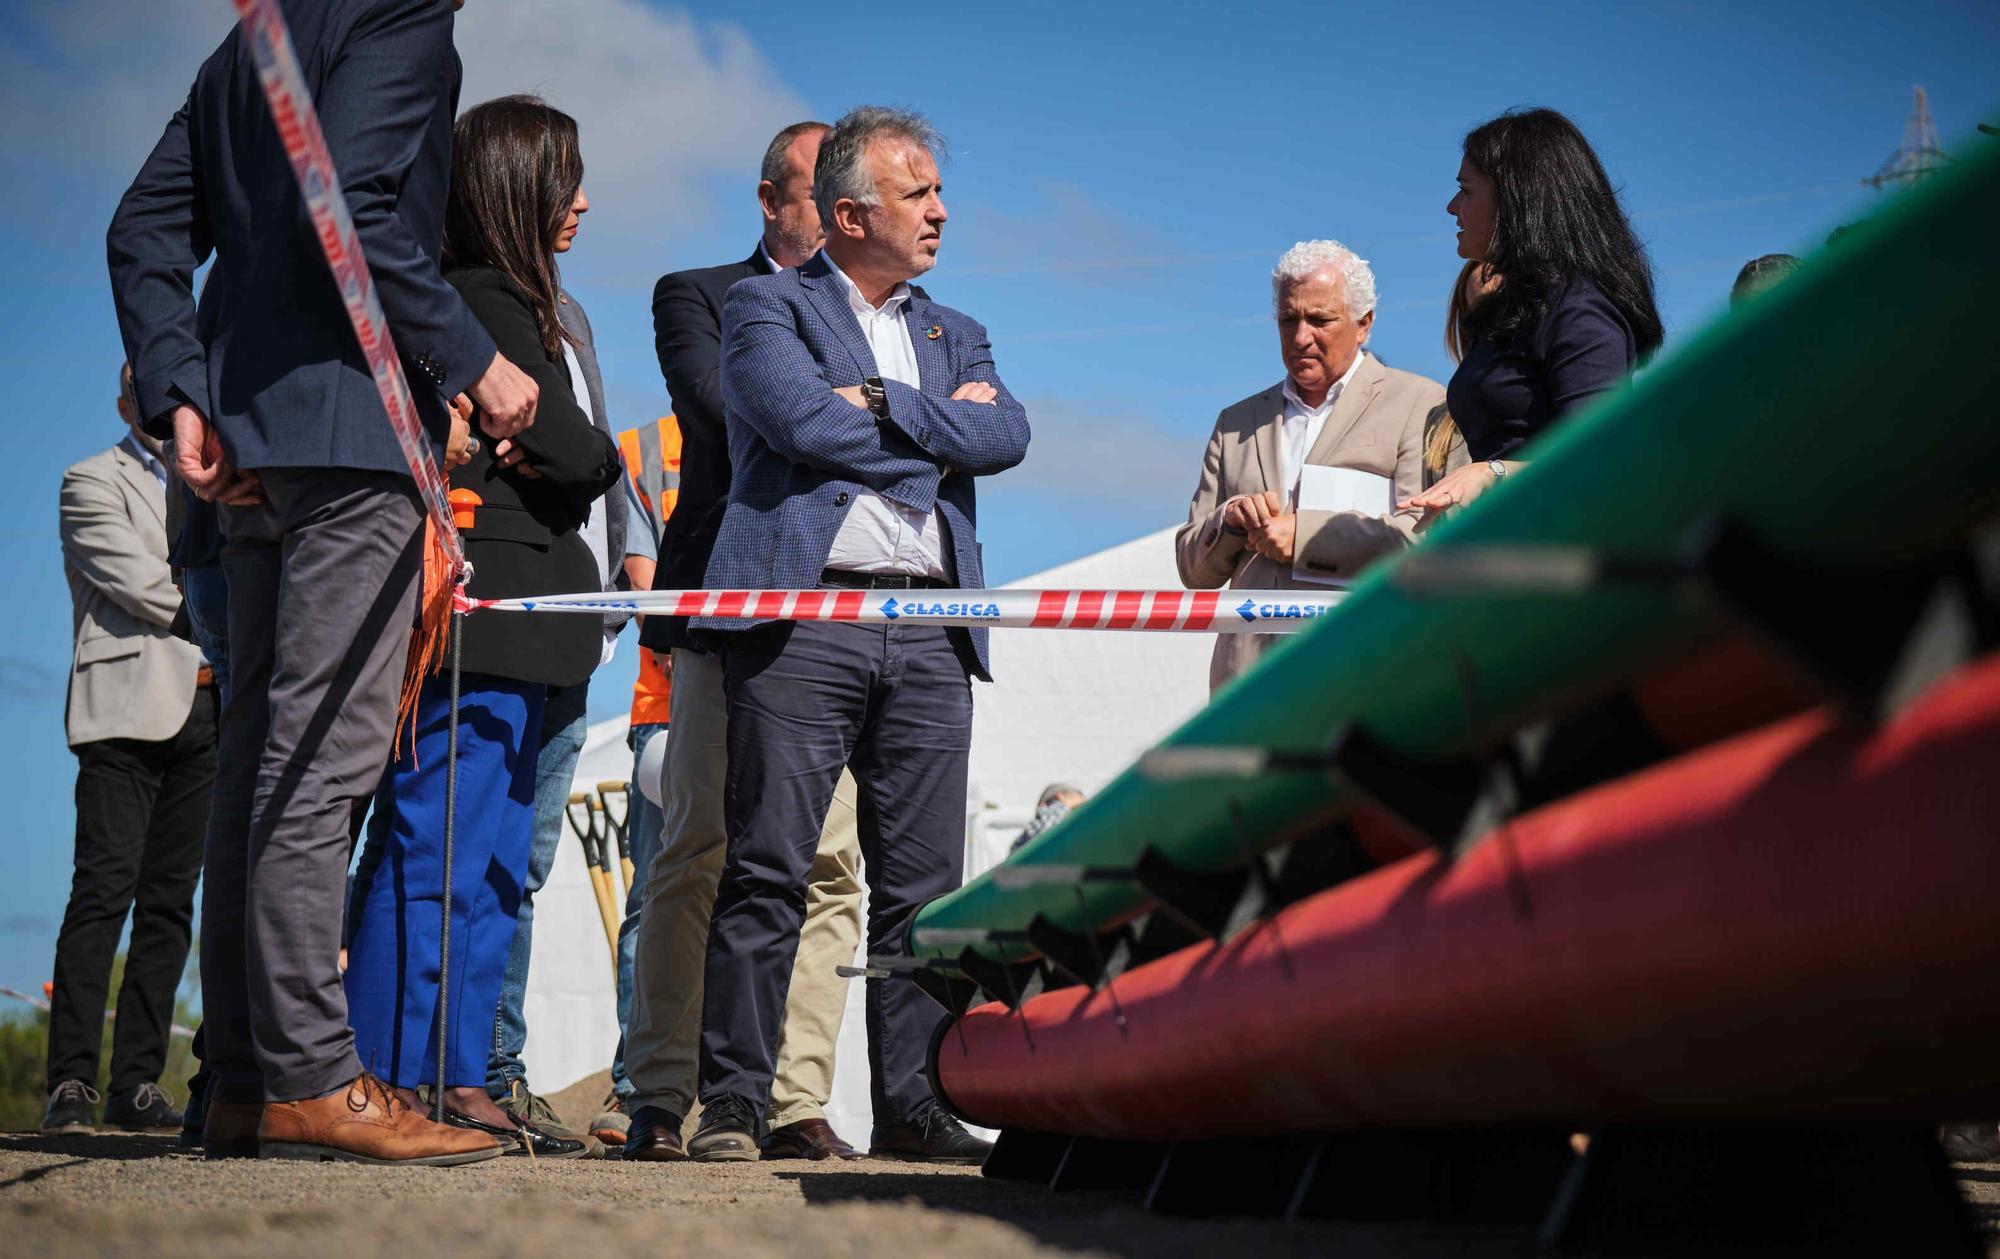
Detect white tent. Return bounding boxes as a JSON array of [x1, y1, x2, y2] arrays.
[[520, 524, 1213, 1139]]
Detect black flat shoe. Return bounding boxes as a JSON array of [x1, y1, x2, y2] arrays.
[[441, 1106, 590, 1159], [104, 1082, 185, 1133]]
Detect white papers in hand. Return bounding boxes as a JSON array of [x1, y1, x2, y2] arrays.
[[1291, 464, 1394, 587]]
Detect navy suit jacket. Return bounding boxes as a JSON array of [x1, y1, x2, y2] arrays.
[[639, 245, 772, 654], [698, 253, 1030, 677], [106, 0, 493, 473]]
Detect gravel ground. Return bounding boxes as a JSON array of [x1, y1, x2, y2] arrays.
[[0, 1130, 1992, 1259]]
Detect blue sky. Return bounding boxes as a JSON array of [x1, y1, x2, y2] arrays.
[[0, 0, 1993, 994]]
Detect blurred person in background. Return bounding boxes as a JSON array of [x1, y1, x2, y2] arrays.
[[1176, 241, 1443, 691], [1009, 783, 1085, 855], [44, 363, 215, 1136], [1403, 107, 1662, 523], [1731, 253, 1801, 306]]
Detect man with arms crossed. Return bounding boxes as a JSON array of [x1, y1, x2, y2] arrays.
[[687, 106, 1027, 1163], [107, 0, 536, 1165], [622, 121, 871, 1164]]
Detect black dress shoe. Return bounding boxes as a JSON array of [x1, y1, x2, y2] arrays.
[[870, 1105, 993, 1164], [103, 1082, 184, 1132], [41, 1079, 99, 1135], [440, 1107, 590, 1159], [687, 1094, 761, 1162], [620, 1105, 686, 1161], [761, 1117, 864, 1161]]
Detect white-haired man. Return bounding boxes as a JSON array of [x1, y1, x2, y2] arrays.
[[1176, 240, 1445, 690]]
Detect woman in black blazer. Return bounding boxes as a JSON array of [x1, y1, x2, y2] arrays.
[[1403, 108, 1662, 524], [345, 96, 618, 1157]]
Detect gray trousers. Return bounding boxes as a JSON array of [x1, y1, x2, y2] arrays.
[[209, 469, 423, 1103]]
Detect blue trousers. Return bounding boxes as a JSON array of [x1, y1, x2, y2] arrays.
[[345, 673, 544, 1089], [700, 618, 970, 1124], [612, 720, 668, 1097], [182, 562, 231, 703], [487, 678, 588, 1095]]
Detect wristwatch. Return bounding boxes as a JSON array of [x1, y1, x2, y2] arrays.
[[1487, 458, 1509, 479], [861, 376, 890, 418]]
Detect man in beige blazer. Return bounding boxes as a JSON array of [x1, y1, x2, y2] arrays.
[[1177, 241, 1445, 691], [44, 366, 215, 1136]]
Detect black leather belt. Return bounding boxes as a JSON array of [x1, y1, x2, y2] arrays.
[[820, 568, 949, 590]]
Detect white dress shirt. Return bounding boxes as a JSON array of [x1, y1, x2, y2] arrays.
[[1278, 351, 1366, 508], [819, 251, 949, 578]]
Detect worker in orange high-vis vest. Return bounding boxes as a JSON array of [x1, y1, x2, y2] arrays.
[[593, 416, 681, 1147]]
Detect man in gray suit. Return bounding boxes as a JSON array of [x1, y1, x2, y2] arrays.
[[1178, 240, 1446, 691], [44, 364, 216, 1136]]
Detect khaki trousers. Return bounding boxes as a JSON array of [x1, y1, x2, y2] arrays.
[[625, 646, 864, 1127]]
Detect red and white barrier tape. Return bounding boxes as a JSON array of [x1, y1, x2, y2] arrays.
[[472, 587, 1345, 633], [233, 0, 463, 573]]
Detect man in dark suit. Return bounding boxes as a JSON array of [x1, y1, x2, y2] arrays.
[[685, 106, 1028, 1165], [625, 121, 872, 1165], [105, 0, 534, 1166]]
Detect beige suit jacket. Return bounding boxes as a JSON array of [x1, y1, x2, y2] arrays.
[[60, 444, 200, 746], [1176, 354, 1445, 692]]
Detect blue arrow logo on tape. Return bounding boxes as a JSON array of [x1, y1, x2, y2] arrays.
[[882, 597, 900, 620], [1236, 598, 1258, 623]]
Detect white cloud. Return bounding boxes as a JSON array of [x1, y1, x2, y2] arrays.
[[455, 1, 808, 265], [0, 0, 805, 260]]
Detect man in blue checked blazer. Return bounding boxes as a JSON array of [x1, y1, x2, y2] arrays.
[[689, 106, 1027, 1165]]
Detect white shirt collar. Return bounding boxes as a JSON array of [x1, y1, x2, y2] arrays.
[[819, 249, 911, 317], [1282, 350, 1367, 416]]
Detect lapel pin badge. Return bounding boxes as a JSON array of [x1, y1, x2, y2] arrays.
[[926, 324, 943, 341]]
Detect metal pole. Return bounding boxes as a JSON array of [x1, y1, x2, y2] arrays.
[[433, 611, 464, 1124]]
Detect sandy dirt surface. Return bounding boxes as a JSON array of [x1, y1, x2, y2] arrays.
[[0, 1127, 1992, 1258]]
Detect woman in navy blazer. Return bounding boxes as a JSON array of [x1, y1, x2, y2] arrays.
[[344, 96, 617, 1158], [1404, 108, 1662, 524]]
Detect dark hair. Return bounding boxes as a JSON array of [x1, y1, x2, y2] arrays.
[[1459, 108, 1662, 358], [443, 95, 583, 356], [760, 121, 830, 186], [1731, 253, 1801, 306]]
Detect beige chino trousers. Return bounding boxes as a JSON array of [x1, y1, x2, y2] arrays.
[[624, 646, 865, 1128]]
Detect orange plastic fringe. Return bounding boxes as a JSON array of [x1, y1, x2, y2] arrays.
[[395, 517, 460, 762]]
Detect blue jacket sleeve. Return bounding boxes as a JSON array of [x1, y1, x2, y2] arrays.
[[719, 282, 944, 504], [318, 0, 494, 399], [106, 92, 212, 437], [878, 315, 1030, 476]]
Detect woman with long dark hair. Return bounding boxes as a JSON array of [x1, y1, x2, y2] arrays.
[[344, 95, 619, 1158], [1403, 107, 1661, 521]]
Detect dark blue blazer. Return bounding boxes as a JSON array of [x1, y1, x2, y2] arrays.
[[106, 0, 493, 474], [698, 253, 1030, 677], [639, 246, 772, 654]]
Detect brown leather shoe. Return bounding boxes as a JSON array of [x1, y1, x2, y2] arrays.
[[258, 1073, 503, 1166], [203, 1100, 265, 1161], [761, 1117, 864, 1161]]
